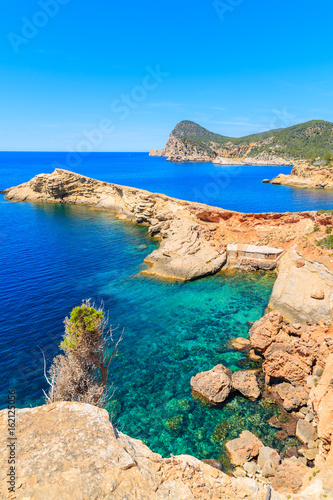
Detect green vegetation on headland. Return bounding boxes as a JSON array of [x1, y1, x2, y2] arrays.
[[170, 119, 333, 161]]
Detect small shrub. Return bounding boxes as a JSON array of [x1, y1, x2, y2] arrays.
[[326, 227, 332, 234], [317, 234, 333, 249]]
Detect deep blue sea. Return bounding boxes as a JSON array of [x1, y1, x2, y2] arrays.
[[1, 152, 332, 464]]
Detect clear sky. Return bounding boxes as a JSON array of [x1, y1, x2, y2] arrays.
[[1, 0, 333, 151]]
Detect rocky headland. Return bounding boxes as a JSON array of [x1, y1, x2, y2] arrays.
[[3, 168, 333, 498], [5, 168, 333, 320], [149, 120, 333, 170], [269, 161, 333, 190]]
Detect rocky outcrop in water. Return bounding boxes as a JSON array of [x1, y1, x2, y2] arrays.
[[190, 364, 232, 404], [5, 169, 228, 282], [269, 161, 333, 189], [5, 169, 333, 324]]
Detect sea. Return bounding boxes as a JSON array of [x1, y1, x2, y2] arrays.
[[1, 152, 332, 464]]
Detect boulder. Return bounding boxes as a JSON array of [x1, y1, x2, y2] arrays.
[[231, 370, 261, 400], [243, 461, 258, 477], [275, 382, 309, 411], [190, 364, 232, 404], [249, 311, 283, 353], [270, 458, 309, 494], [262, 339, 315, 384], [230, 337, 251, 351], [298, 447, 319, 461], [225, 431, 264, 466], [257, 446, 280, 477], [296, 419, 318, 444]]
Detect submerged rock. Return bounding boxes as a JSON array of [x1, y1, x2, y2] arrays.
[[212, 420, 230, 443], [190, 364, 232, 404]]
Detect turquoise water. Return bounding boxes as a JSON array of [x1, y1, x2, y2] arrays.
[[0, 197, 296, 464], [0, 152, 315, 464]]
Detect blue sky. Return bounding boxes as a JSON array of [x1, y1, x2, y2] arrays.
[[1, 0, 333, 151]]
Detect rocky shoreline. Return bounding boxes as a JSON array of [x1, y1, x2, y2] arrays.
[[268, 161, 333, 190], [189, 311, 333, 497], [2, 169, 333, 498]]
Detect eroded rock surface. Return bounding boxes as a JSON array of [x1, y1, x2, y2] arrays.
[[0, 402, 280, 500], [270, 161, 333, 190], [269, 249, 333, 324], [190, 364, 232, 404], [231, 370, 261, 400], [225, 431, 264, 466]]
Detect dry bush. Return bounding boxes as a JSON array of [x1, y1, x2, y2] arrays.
[[45, 300, 122, 408]]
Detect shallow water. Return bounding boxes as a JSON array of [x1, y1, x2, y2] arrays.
[[0, 197, 298, 463], [1, 152, 311, 463]]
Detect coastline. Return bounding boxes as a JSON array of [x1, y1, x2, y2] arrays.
[[3, 168, 333, 498], [5, 167, 333, 324]]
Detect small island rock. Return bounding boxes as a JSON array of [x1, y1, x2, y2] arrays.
[[190, 364, 232, 404]]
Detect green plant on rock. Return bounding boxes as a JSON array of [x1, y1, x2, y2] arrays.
[[46, 300, 122, 408], [325, 227, 332, 234], [317, 235, 333, 249]]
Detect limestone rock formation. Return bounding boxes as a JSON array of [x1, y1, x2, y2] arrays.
[[296, 419, 318, 444], [257, 446, 281, 477], [190, 364, 232, 404], [0, 402, 282, 500], [5, 169, 333, 325], [4, 169, 228, 282], [225, 431, 264, 466], [270, 458, 309, 494], [275, 382, 309, 411], [269, 250, 333, 324], [249, 312, 283, 353], [270, 161, 333, 190], [231, 370, 261, 400]]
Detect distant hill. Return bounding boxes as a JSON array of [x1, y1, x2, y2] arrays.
[[151, 119, 333, 163]]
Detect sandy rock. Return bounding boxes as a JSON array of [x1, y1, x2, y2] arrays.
[[262, 338, 315, 385], [225, 431, 264, 466], [270, 161, 333, 190], [248, 349, 262, 361], [257, 446, 281, 471], [298, 447, 319, 461], [0, 402, 280, 500], [190, 364, 232, 404], [269, 250, 333, 324], [231, 370, 261, 400], [249, 311, 283, 353], [230, 337, 251, 351], [311, 289, 325, 300], [275, 382, 309, 411], [270, 458, 309, 493], [296, 419, 318, 444]]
